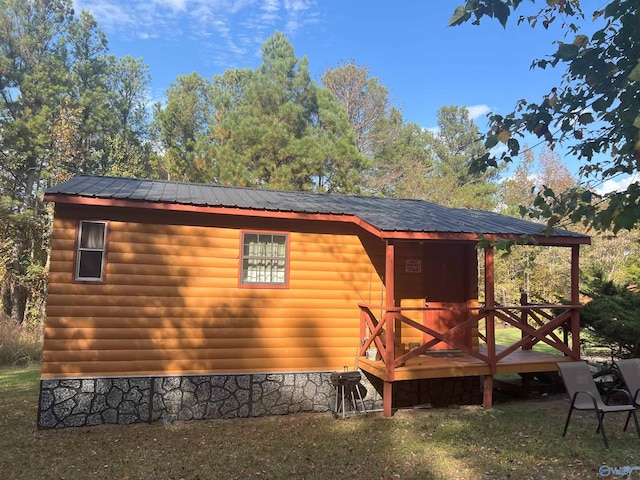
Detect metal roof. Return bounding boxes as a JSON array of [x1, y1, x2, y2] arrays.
[[45, 176, 589, 241]]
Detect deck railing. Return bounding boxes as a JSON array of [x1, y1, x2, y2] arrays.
[[358, 301, 581, 380]]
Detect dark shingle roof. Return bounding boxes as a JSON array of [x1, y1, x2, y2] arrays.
[[45, 176, 589, 241]]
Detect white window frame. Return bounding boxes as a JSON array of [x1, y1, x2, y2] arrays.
[[240, 232, 288, 287], [75, 220, 108, 282]]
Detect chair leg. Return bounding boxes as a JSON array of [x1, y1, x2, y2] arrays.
[[631, 410, 640, 440], [624, 411, 632, 431], [596, 412, 609, 449], [562, 407, 574, 437], [622, 409, 640, 436]]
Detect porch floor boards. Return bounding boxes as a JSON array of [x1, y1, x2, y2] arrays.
[[356, 345, 576, 382]]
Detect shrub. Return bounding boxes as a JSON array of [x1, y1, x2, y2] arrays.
[[580, 280, 640, 358], [0, 314, 42, 366]]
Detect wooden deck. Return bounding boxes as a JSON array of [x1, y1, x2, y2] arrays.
[[356, 345, 576, 382], [357, 298, 582, 413]]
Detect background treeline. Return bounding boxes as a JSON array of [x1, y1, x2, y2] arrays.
[[1, 0, 639, 362]]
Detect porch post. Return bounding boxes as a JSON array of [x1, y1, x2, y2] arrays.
[[483, 245, 496, 409], [383, 240, 395, 417], [570, 245, 581, 359]]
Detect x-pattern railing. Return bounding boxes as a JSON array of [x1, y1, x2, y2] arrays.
[[359, 302, 581, 377]]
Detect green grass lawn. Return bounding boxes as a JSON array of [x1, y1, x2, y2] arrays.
[[493, 327, 613, 360], [493, 327, 566, 355], [2, 365, 640, 479]]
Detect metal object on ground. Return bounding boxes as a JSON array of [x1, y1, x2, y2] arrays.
[[330, 370, 367, 418]]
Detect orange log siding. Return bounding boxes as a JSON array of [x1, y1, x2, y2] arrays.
[[42, 210, 385, 378]]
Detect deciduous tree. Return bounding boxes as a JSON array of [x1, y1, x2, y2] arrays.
[[322, 61, 391, 157], [0, 0, 152, 324], [449, 0, 640, 232], [0, 0, 74, 324], [102, 55, 153, 178]]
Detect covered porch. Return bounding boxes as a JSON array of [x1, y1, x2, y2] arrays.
[[356, 241, 585, 417]]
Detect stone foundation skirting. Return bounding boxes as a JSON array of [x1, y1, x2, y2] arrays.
[[37, 371, 384, 429], [38, 372, 481, 429]]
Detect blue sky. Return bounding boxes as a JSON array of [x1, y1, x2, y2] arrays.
[[73, 0, 624, 190]]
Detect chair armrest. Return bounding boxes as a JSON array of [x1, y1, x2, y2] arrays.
[[605, 388, 634, 406]]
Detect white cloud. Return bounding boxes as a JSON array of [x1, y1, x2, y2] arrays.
[[153, 0, 188, 12], [284, 0, 312, 12], [261, 0, 279, 13], [466, 104, 491, 121], [76, 0, 318, 64], [596, 173, 640, 195], [74, 0, 136, 30]]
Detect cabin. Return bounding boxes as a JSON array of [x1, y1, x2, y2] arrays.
[[38, 175, 590, 428]]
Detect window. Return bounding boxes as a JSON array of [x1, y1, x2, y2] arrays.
[[75, 221, 107, 281], [241, 232, 288, 286]]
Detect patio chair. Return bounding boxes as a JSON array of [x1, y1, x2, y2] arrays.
[[556, 361, 640, 449], [615, 358, 640, 406]]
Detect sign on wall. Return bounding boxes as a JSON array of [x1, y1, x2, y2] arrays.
[[405, 259, 422, 273]]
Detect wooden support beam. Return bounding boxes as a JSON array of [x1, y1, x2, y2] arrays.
[[483, 375, 494, 409], [484, 246, 496, 410], [385, 241, 396, 377], [359, 308, 366, 352], [484, 245, 495, 308], [383, 381, 393, 417], [385, 241, 395, 309], [484, 246, 496, 372], [383, 240, 395, 417], [570, 245, 581, 359], [382, 240, 396, 417]]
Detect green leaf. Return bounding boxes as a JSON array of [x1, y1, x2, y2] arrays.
[[578, 112, 594, 125], [573, 34, 589, 48], [507, 138, 520, 155], [615, 208, 640, 231], [469, 153, 491, 174], [555, 43, 579, 61], [495, 237, 515, 254], [497, 130, 510, 143], [492, 1, 510, 28], [448, 6, 470, 27], [629, 59, 640, 82], [485, 134, 499, 149]]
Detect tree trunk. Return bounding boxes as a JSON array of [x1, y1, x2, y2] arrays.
[[6, 247, 26, 325], [9, 280, 26, 326]]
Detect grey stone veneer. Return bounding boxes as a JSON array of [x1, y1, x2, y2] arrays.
[[38, 372, 384, 429], [38, 372, 481, 429]]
